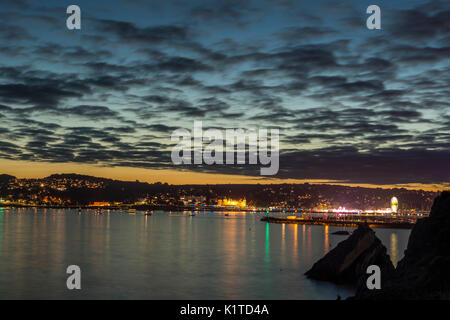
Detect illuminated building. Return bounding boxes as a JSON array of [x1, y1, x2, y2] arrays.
[[90, 202, 111, 207], [181, 195, 206, 205], [391, 197, 398, 213], [218, 198, 246, 207]]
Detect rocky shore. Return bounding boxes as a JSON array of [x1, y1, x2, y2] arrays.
[[305, 191, 450, 299], [355, 191, 450, 299], [305, 223, 394, 285]]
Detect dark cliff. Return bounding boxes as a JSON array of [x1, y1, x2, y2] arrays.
[[355, 191, 450, 299], [305, 223, 394, 285]]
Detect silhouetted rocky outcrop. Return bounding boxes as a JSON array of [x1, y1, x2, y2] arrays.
[[354, 191, 450, 299], [0, 174, 15, 183], [331, 231, 350, 235], [305, 224, 394, 285]]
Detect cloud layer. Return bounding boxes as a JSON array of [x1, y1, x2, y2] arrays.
[[0, 0, 449, 186]]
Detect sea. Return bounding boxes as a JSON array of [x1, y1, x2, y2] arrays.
[[0, 208, 410, 299]]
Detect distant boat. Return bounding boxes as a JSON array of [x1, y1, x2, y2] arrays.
[[189, 211, 196, 216], [225, 213, 230, 216], [128, 209, 136, 214], [145, 211, 152, 216]]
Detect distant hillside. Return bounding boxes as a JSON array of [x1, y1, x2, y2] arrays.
[[0, 174, 16, 183], [44, 173, 115, 183], [0, 173, 440, 209]]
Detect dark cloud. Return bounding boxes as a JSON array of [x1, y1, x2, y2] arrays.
[[0, 23, 34, 41], [153, 57, 213, 73], [190, 0, 259, 27], [274, 26, 337, 43], [277, 147, 450, 185], [389, 8, 450, 42], [96, 19, 189, 44], [0, 83, 82, 107], [61, 105, 118, 118]]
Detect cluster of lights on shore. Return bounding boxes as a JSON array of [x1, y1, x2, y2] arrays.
[[315, 197, 400, 215], [211, 196, 404, 214], [217, 198, 247, 207], [82, 195, 429, 216]]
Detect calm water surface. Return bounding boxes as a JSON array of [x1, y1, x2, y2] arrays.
[[0, 208, 410, 299]]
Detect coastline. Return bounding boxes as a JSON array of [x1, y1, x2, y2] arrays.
[[261, 216, 416, 229], [1, 204, 419, 229]]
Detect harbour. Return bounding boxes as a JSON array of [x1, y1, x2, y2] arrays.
[[261, 215, 417, 229], [0, 207, 411, 299]]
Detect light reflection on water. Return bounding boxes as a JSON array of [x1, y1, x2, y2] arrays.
[[390, 233, 399, 267], [0, 208, 410, 299]]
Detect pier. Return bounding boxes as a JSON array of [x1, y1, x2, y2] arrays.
[[260, 215, 418, 229]]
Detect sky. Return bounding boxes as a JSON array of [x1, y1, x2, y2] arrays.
[[0, 0, 449, 190]]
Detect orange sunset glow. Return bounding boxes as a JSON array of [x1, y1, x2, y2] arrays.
[[1, 159, 446, 192]]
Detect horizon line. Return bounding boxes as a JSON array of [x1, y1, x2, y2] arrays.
[[1, 171, 446, 193]]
